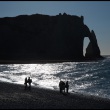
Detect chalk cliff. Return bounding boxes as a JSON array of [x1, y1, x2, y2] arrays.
[[0, 13, 103, 61], [85, 30, 101, 58]]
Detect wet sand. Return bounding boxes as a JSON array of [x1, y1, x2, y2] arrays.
[[0, 81, 110, 109]]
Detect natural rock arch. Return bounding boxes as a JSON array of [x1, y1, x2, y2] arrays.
[[0, 13, 103, 61], [85, 30, 101, 58], [80, 19, 101, 59]]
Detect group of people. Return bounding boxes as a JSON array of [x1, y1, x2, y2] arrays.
[[24, 77, 32, 90], [24, 77, 69, 94], [59, 80, 69, 94]]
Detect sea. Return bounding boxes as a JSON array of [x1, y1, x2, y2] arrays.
[[0, 55, 110, 99]]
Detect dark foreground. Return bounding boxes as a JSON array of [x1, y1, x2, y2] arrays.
[[0, 81, 110, 109]]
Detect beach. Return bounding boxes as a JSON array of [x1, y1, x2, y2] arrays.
[[0, 81, 110, 109]]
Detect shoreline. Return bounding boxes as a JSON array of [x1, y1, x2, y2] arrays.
[[0, 81, 110, 109], [0, 57, 105, 64]]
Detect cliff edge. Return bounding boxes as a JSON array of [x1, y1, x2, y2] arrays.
[[0, 13, 104, 62]]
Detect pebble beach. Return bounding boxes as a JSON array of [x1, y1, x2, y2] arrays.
[[0, 81, 110, 109]]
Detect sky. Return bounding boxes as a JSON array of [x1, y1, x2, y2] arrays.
[[0, 1, 110, 55]]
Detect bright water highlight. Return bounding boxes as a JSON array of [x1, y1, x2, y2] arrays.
[[0, 55, 110, 99]]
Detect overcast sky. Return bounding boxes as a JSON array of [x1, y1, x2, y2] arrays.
[[0, 1, 110, 55]]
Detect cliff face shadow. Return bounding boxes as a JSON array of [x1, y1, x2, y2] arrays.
[[0, 13, 103, 63]]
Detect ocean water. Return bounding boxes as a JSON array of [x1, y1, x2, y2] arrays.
[[0, 55, 110, 99]]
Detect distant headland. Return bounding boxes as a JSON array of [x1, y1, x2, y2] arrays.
[[0, 13, 104, 63]]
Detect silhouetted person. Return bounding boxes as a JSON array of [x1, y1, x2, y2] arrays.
[[27, 77, 32, 90], [62, 81, 65, 93], [59, 80, 62, 93], [65, 81, 69, 93], [59, 80, 65, 93], [24, 77, 28, 90]]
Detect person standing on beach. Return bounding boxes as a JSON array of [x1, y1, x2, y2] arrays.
[[65, 81, 69, 93], [27, 77, 32, 90], [24, 77, 28, 90], [59, 80, 62, 93], [59, 80, 65, 93]]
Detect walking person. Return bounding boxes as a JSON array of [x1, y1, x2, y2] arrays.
[[59, 80, 65, 93], [24, 77, 28, 90], [65, 81, 69, 93], [27, 77, 32, 90], [59, 80, 62, 93]]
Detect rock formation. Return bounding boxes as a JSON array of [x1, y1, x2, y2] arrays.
[[85, 30, 101, 58], [0, 13, 103, 62]]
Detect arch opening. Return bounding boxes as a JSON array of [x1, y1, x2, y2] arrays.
[[83, 37, 90, 57]]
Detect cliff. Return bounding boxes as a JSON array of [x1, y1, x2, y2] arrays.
[[0, 13, 103, 62]]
